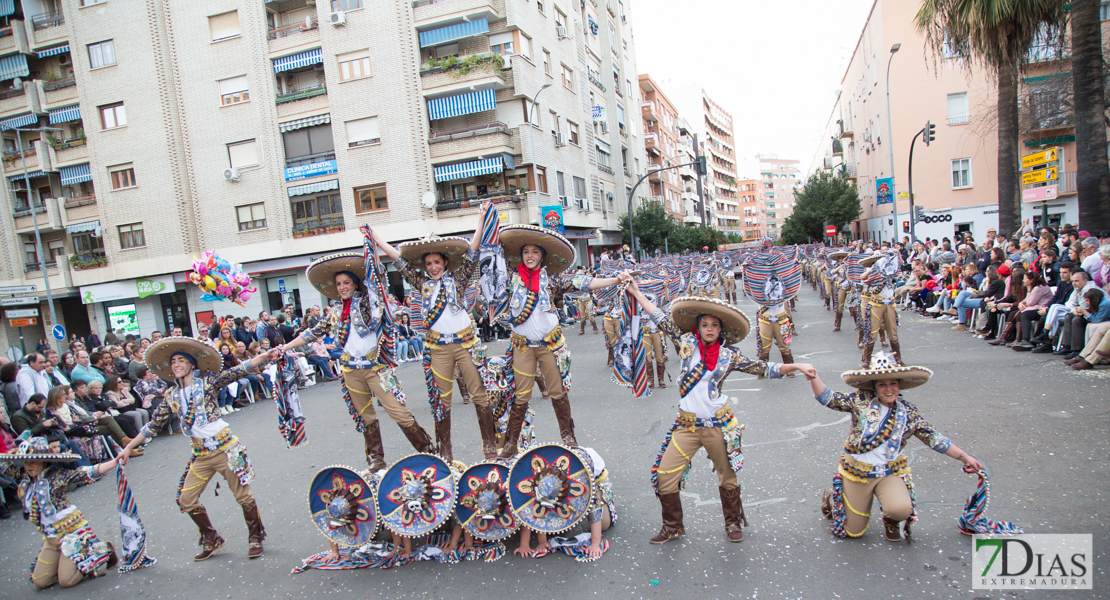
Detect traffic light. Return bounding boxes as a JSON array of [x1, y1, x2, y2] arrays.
[[903, 221, 910, 233], [913, 205, 924, 223], [923, 120, 936, 146], [694, 155, 707, 177]]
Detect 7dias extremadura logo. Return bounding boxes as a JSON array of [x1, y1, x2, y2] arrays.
[[972, 534, 1091, 590]]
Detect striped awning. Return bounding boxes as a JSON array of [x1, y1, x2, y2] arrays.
[[0, 113, 37, 131], [0, 53, 29, 82], [48, 104, 81, 124], [287, 178, 339, 197], [9, 170, 44, 181], [66, 220, 99, 234], [279, 113, 330, 132], [273, 48, 322, 73], [596, 139, 611, 154], [433, 156, 503, 183], [36, 44, 70, 59], [427, 88, 496, 120], [0, 0, 14, 18], [60, 163, 92, 186], [419, 18, 489, 48]]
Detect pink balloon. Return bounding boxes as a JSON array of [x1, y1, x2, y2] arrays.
[[238, 292, 251, 303]]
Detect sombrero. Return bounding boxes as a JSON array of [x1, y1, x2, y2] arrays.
[[670, 296, 750, 344], [860, 250, 892, 267], [145, 336, 221, 381], [306, 252, 365, 302], [455, 462, 518, 541], [828, 251, 849, 261], [398, 236, 470, 272], [309, 466, 378, 547], [376, 453, 455, 538], [498, 224, 577, 275], [508, 444, 593, 534], [842, 351, 933, 391], [0, 436, 80, 462]]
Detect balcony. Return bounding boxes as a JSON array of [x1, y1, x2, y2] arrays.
[[948, 114, 970, 126], [292, 217, 346, 239], [275, 83, 327, 105], [840, 163, 857, 179], [644, 133, 657, 152], [267, 18, 321, 55], [69, 252, 107, 272], [587, 69, 606, 91], [13, 198, 63, 234], [268, 17, 318, 41], [31, 11, 64, 31], [428, 121, 513, 160], [839, 127, 854, 139], [435, 188, 525, 212], [40, 77, 78, 105], [412, 0, 500, 31], [32, 13, 67, 45], [49, 137, 88, 165], [641, 101, 658, 122], [64, 194, 99, 222], [420, 53, 506, 92], [3, 146, 39, 176], [25, 259, 57, 273], [0, 27, 14, 53]]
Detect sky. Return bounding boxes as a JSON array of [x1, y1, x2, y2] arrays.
[[629, 0, 875, 178]]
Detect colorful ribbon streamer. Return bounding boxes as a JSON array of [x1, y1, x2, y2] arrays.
[[116, 466, 157, 573]]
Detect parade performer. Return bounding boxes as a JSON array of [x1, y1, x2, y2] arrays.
[[493, 225, 630, 457], [575, 291, 599, 336], [5, 437, 120, 589], [624, 283, 814, 544], [743, 251, 802, 365], [860, 250, 904, 367], [828, 251, 849, 331], [807, 352, 982, 542], [374, 233, 497, 463], [283, 238, 435, 469], [116, 336, 279, 560]]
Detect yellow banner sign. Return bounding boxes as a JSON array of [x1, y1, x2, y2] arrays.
[[1022, 148, 1058, 169], [1022, 167, 1057, 185], [897, 191, 910, 199]]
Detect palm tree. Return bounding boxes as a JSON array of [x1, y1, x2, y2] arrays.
[[1071, 0, 1110, 230], [915, 0, 1068, 234]]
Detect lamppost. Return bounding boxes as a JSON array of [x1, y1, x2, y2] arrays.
[[524, 80, 553, 223], [885, 43, 900, 244], [14, 125, 63, 354]]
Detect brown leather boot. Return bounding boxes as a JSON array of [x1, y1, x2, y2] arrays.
[[536, 373, 550, 400], [187, 508, 225, 561], [820, 488, 834, 520], [833, 312, 842, 332], [883, 517, 903, 542], [656, 363, 667, 388], [400, 422, 435, 454], [435, 411, 453, 463], [497, 401, 529, 459], [649, 493, 685, 544], [475, 405, 499, 459], [457, 377, 471, 404], [551, 395, 577, 447], [105, 542, 119, 569], [782, 352, 794, 366], [719, 486, 748, 543], [242, 501, 266, 558], [363, 421, 387, 472], [646, 362, 656, 388], [592, 319, 599, 334], [860, 343, 874, 369], [606, 346, 614, 367], [889, 340, 904, 365], [579, 318, 586, 335]]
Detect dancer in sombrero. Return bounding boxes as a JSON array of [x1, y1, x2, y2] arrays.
[[827, 251, 848, 331], [806, 352, 982, 542], [624, 282, 814, 544], [860, 249, 904, 367], [283, 247, 435, 470], [493, 225, 631, 457]]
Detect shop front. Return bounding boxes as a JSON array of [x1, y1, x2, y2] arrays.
[[78, 275, 178, 340]]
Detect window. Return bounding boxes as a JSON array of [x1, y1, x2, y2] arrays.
[[549, 110, 559, 138], [537, 0, 544, 13], [88, 40, 116, 69], [1101, 1, 1110, 20], [947, 92, 969, 125], [236, 203, 267, 231], [331, 0, 363, 9], [596, 143, 611, 168], [536, 167, 548, 193], [81, 0, 106, 5], [282, 124, 335, 162], [557, 171, 565, 196], [561, 65, 574, 90], [489, 32, 514, 56], [573, 176, 586, 199], [432, 42, 458, 59], [338, 50, 371, 81], [48, 240, 65, 261], [24, 243, 37, 265], [345, 116, 380, 147], [227, 140, 259, 169], [506, 170, 528, 190], [951, 158, 972, 189], [517, 34, 532, 61], [543, 50, 551, 75], [209, 11, 240, 41], [72, 232, 103, 255], [100, 102, 126, 129], [218, 76, 249, 106], [118, 223, 145, 249], [109, 164, 136, 189], [555, 9, 566, 29], [356, 184, 388, 212], [568, 121, 579, 145], [616, 104, 625, 131], [292, 192, 343, 224], [524, 99, 540, 126]]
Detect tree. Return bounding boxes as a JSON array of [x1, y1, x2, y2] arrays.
[[619, 202, 676, 255], [915, 0, 1068, 234], [1071, 0, 1110, 230], [778, 171, 861, 245]]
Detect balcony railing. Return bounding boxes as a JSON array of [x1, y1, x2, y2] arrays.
[[435, 189, 526, 211], [13, 203, 47, 218], [70, 252, 107, 271], [948, 114, 970, 126], [32, 11, 65, 30], [64, 194, 97, 208], [429, 121, 508, 140], [25, 260, 58, 272], [292, 216, 345, 238], [42, 78, 77, 92], [285, 150, 336, 169], [0, 87, 24, 100], [275, 83, 327, 105], [587, 70, 606, 91], [49, 136, 86, 150], [267, 17, 318, 40]]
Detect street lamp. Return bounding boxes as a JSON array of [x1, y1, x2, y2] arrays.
[[885, 43, 900, 245], [524, 81, 553, 222], [14, 125, 63, 354]]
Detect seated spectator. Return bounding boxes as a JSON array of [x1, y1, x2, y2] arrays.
[[985, 265, 1028, 344], [396, 313, 423, 360], [86, 379, 139, 439], [70, 380, 132, 448], [305, 339, 338, 379], [1059, 287, 1110, 361], [16, 353, 52, 407], [103, 376, 149, 434], [953, 266, 1004, 331], [69, 351, 106, 387], [10, 393, 91, 467], [1051, 270, 1101, 357], [234, 341, 269, 401], [1067, 318, 1110, 370], [1, 362, 20, 418], [46, 386, 122, 462], [215, 341, 243, 415], [133, 366, 179, 435], [1030, 262, 1078, 353], [59, 352, 76, 380], [1012, 271, 1052, 350], [1079, 237, 1102, 277]]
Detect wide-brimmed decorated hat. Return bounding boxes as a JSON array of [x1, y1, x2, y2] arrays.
[[828, 251, 849, 261], [306, 252, 366, 302], [0, 436, 81, 462], [398, 236, 470, 272], [860, 249, 894, 267], [508, 444, 593, 534], [842, 351, 933, 391], [456, 462, 518, 541], [498, 224, 577, 275], [670, 296, 750, 344], [309, 466, 378, 547], [145, 336, 222, 381], [376, 453, 455, 538]]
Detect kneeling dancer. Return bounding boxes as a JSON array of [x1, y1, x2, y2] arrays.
[[625, 283, 813, 544]]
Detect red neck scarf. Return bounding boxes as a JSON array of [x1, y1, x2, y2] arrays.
[[698, 336, 721, 371], [517, 263, 542, 293], [340, 298, 353, 322]]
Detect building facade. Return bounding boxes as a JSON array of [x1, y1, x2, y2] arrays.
[[737, 178, 762, 241], [757, 154, 801, 238], [638, 72, 684, 222]]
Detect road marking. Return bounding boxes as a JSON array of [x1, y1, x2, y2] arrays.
[[680, 491, 788, 508], [794, 350, 832, 359], [745, 415, 850, 447]]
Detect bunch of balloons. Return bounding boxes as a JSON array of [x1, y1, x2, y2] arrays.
[[188, 251, 256, 306]]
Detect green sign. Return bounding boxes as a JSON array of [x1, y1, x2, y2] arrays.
[[136, 278, 167, 298]]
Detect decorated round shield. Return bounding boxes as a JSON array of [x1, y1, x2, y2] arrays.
[[376, 453, 455, 538], [742, 252, 802, 306], [456, 462, 518, 541], [508, 444, 593, 534], [309, 466, 378, 547]]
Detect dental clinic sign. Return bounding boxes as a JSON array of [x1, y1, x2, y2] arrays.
[[80, 275, 177, 304], [973, 534, 1091, 590]]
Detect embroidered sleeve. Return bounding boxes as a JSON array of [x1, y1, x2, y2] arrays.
[[71, 465, 100, 486], [815, 387, 857, 412], [211, 361, 257, 390], [300, 311, 334, 343], [551, 272, 592, 294], [649, 309, 684, 346], [454, 248, 479, 285], [906, 403, 952, 452], [393, 256, 429, 289], [141, 389, 177, 439], [727, 350, 777, 379]]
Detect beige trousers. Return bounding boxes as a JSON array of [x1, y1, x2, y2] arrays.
[[179, 449, 255, 512], [342, 367, 418, 429], [841, 474, 912, 537], [429, 342, 489, 410], [869, 302, 899, 346], [512, 342, 566, 402], [603, 316, 619, 349], [643, 331, 665, 366], [758, 318, 790, 360], [1079, 321, 1110, 362], [32, 537, 84, 589], [656, 426, 737, 494]]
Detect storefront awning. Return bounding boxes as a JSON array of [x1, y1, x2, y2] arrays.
[[287, 178, 339, 197], [66, 220, 99, 234], [60, 163, 92, 186], [273, 48, 322, 73], [48, 104, 81, 124], [427, 88, 495, 120], [36, 44, 70, 59], [279, 113, 330, 132], [419, 18, 489, 48], [0, 53, 28, 82], [433, 156, 503, 183], [0, 112, 36, 131]]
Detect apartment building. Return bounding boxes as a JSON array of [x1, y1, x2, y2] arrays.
[[637, 73, 685, 221], [737, 178, 762, 241], [0, 0, 647, 351], [664, 83, 738, 233], [757, 154, 801, 238]]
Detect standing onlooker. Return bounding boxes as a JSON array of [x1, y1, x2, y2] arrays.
[[255, 311, 270, 341], [234, 318, 256, 346], [16, 353, 52, 407], [150, 330, 163, 342], [276, 315, 296, 346], [127, 345, 147, 383], [1, 362, 20, 418]]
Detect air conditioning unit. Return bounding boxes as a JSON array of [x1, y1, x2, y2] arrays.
[[578, 197, 590, 212], [556, 25, 568, 39], [555, 132, 565, 146], [223, 167, 241, 182], [58, 54, 70, 66], [600, 121, 609, 133], [559, 195, 570, 207], [329, 11, 346, 26]]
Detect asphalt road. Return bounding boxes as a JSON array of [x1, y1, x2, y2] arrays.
[[1, 287, 1107, 599]]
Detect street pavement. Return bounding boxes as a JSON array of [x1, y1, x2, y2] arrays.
[[1, 287, 1107, 599]]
